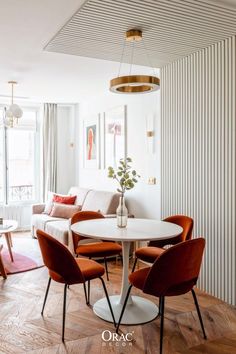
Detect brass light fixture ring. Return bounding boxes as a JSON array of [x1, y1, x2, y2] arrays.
[[110, 75, 160, 94]]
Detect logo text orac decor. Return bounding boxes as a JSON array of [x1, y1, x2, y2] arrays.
[[101, 330, 134, 347]]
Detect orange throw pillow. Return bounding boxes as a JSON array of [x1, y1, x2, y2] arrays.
[[53, 194, 76, 205]]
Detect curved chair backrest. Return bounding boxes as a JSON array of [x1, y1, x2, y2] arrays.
[[149, 215, 193, 247], [71, 211, 104, 253], [143, 238, 205, 297], [37, 229, 84, 284]]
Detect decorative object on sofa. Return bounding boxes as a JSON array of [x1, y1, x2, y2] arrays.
[[104, 105, 127, 168], [42, 192, 77, 215], [108, 157, 140, 228], [83, 114, 101, 169], [110, 29, 160, 94], [52, 194, 76, 205], [50, 203, 81, 219], [2, 81, 23, 128]]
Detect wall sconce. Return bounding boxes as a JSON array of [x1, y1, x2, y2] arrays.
[[146, 114, 155, 153]]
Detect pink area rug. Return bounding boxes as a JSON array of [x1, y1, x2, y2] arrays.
[[1, 251, 43, 275]]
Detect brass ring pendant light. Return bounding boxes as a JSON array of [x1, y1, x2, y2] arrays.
[[110, 29, 160, 94]]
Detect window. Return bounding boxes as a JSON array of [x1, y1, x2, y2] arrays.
[[0, 107, 39, 203]]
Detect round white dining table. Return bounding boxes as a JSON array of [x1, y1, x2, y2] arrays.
[[71, 218, 183, 325]]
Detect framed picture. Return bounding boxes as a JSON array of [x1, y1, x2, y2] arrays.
[[104, 105, 127, 168], [83, 114, 101, 169]]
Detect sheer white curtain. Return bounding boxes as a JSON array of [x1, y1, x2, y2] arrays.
[[43, 103, 57, 200]]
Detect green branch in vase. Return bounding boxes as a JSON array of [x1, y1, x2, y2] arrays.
[[108, 157, 140, 194]]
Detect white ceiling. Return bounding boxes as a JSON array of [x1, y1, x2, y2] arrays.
[[0, 0, 235, 102], [46, 0, 236, 68]]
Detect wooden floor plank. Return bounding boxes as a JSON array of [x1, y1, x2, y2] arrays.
[[0, 232, 235, 354]]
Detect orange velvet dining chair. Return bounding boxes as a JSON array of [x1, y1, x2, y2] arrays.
[[71, 211, 122, 281], [71, 211, 122, 305], [116, 238, 206, 354], [132, 215, 193, 272], [37, 229, 116, 342]]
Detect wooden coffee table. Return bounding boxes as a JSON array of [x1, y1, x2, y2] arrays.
[[0, 244, 7, 279]]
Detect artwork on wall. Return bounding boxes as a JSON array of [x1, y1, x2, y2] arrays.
[[104, 105, 127, 168], [83, 114, 101, 169]]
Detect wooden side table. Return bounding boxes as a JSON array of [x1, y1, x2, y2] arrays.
[[0, 220, 18, 263], [0, 244, 7, 279]]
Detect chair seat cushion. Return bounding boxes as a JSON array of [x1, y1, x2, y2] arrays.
[[76, 242, 122, 258], [76, 258, 105, 281], [135, 246, 165, 263], [129, 267, 151, 290], [49, 258, 104, 283]]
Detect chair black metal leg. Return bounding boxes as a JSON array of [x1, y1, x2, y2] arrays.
[[83, 282, 88, 305], [131, 257, 137, 273], [191, 289, 207, 339], [41, 277, 51, 316], [104, 257, 109, 281], [87, 280, 90, 305], [159, 296, 165, 354], [158, 297, 162, 316], [116, 285, 133, 333], [99, 277, 116, 328], [62, 284, 67, 342]]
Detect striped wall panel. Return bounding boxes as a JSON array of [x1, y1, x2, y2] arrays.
[[161, 35, 236, 305]]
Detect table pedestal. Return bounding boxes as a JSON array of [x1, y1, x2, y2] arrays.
[[93, 294, 158, 324], [93, 241, 158, 324]]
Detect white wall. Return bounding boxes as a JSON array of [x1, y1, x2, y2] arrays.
[[57, 105, 76, 194], [161, 35, 236, 305], [75, 90, 161, 219]]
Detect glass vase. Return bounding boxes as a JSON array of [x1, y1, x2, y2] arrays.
[[116, 195, 128, 228]]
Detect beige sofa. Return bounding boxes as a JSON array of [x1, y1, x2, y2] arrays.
[[31, 187, 120, 246]]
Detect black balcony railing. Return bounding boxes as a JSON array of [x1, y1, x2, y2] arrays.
[[9, 185, 34, 201]]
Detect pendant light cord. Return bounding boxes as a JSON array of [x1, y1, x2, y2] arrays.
[[118, 38, 126, 77], [129, 40, 135, 76], [11, 83, 14, 104], [142, 38, 156, 77]]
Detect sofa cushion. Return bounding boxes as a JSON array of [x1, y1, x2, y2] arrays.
[[43, 191, 54, 214], [68, 187, 91, 207], [50, 203, 81, 219], [45, 220, 70, 245], [81, 190, 120, 214], [31, 214, 62, 231]]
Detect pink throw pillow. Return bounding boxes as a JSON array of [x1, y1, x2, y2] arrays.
[[50, 203, 81, 219]]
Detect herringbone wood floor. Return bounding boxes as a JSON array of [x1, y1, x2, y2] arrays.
[[0, 233, 236, 354]]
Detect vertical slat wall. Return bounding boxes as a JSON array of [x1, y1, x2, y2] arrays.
[[161, 35, 236, 305]]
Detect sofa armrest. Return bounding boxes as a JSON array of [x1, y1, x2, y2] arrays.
[[32, 203, 45, 215]]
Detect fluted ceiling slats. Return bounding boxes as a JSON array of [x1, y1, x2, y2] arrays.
[[45, 0, 236, 67]]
